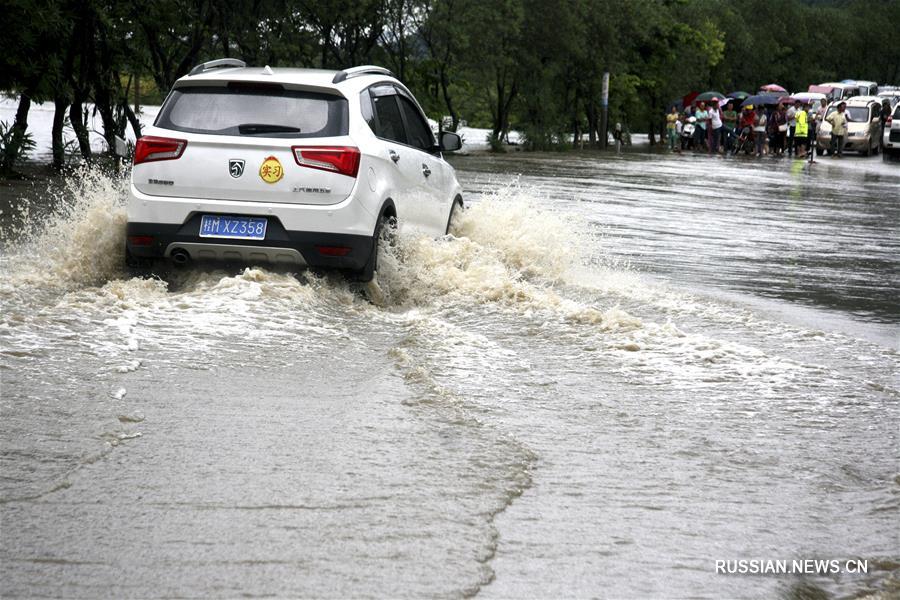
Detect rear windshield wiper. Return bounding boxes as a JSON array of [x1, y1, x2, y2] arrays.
[[237, 123, 302, 135]]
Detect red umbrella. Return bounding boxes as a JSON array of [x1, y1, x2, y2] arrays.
[[759, 84, 787, 93], [682, 91, 699, 108]]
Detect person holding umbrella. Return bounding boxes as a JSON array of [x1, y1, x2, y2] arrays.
[[769, 103, 788, 156]]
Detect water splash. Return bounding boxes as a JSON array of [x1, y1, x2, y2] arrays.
[[0, 168, 638, 335], [1, 167, 129, 295]]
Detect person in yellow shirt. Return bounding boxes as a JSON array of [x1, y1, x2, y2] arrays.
[[825, 102, 848, 157], [793, 100, 809, 158], [666, 106, 679, 151]]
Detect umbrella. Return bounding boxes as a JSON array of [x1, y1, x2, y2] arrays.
[[693, 91, 726, 104], [682, 91, 699, 109], [727, 91, 751, 100], [759, 83, 787, 93], [741, 94, 780, 108]]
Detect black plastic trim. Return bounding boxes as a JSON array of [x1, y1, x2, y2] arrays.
[[126, 217, 374, 271]]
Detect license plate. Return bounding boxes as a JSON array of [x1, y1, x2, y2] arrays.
[[199, 215, 267, 240]]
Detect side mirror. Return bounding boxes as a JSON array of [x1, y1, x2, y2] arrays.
[[113, 135, 128, 158], [439, 131, 462, 152]]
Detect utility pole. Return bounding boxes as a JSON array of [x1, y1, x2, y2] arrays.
[[600, 71, 609, 149]]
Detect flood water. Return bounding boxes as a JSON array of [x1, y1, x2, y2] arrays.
[[1, 152, 898, 599]]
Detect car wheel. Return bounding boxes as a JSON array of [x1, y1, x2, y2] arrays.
[[445, 199, 464, 235], [358, 214, 396, 283]]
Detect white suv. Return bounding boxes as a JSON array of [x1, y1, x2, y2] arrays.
[[126, 59, 464, 281], [884, 103, 900, 160]]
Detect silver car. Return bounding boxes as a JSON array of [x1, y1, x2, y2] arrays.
[[817, 97, 882, 156]]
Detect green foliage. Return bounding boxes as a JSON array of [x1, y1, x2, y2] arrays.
[[2, 0, 899, 172], [487, 133, 506, 153], [0, 120, 36, 166]]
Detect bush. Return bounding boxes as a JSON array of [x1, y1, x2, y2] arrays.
[[0, 120, 37, 175], [519, 124, 571, 152], [487, 132, 506, 153]]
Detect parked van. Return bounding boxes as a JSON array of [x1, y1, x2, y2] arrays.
[[819, 82, 860, 102], [842, 79, 878, 96]]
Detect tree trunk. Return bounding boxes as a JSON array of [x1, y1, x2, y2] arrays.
[[70, 100, 92, 161], [95, 99, 118, 156], [52, 96, 68, 170], [586, 101, 598, 145], [497, 79, 517, 139], [439, 68, 458, 131], [122, 102, 142, 139], [1, 93, 32, 174]]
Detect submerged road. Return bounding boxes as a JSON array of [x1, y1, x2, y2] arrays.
[[1, 152, 898, 598]]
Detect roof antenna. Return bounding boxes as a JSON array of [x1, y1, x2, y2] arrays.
[[262, 65, 274, 75]]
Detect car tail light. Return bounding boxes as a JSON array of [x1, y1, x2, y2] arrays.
[[292, 146, 360, 177], [134, 136, 187, 165], [887, 116, 893, 126], [128, 235, 155, 246], [315, 245, 352, 257]]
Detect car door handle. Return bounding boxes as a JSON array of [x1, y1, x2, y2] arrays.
[[422, 163, 431, 177], [389, 150, 400, 163]]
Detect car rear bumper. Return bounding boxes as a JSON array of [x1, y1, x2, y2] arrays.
[[126, 219, 374, 271], [885, 131, 900, 151], [127, 185, 376, 235]]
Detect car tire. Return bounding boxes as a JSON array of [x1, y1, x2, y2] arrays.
[[357, 214, 396, 283], [445, 198, 464, 235]]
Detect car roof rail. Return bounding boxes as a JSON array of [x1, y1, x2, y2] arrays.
[[189, 58, 247, 76], [332, 65, 394, 84]]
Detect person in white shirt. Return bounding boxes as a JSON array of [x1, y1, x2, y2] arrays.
[[709, 99, 724, 154], [674, 114, 684, 153], [786, 104, 797, 156], [752, 107, 768, 157]]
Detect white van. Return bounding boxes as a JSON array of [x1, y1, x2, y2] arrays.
[[819, 82, 860, 102], [843, 80, 878, 96]]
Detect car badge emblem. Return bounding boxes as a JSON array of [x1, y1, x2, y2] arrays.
[[229, 159, 245, 178], [259, 156, 284, 184]]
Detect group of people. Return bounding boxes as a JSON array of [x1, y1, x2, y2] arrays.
[[664, 97, 869, 159]]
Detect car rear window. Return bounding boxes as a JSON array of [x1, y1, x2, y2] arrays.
[[155, 84, 349, 138]]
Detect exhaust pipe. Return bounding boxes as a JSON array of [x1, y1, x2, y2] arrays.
[[171, 248, 190, 265]]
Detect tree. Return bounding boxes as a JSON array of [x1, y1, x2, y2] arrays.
[[0, 0, 69, 173]]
